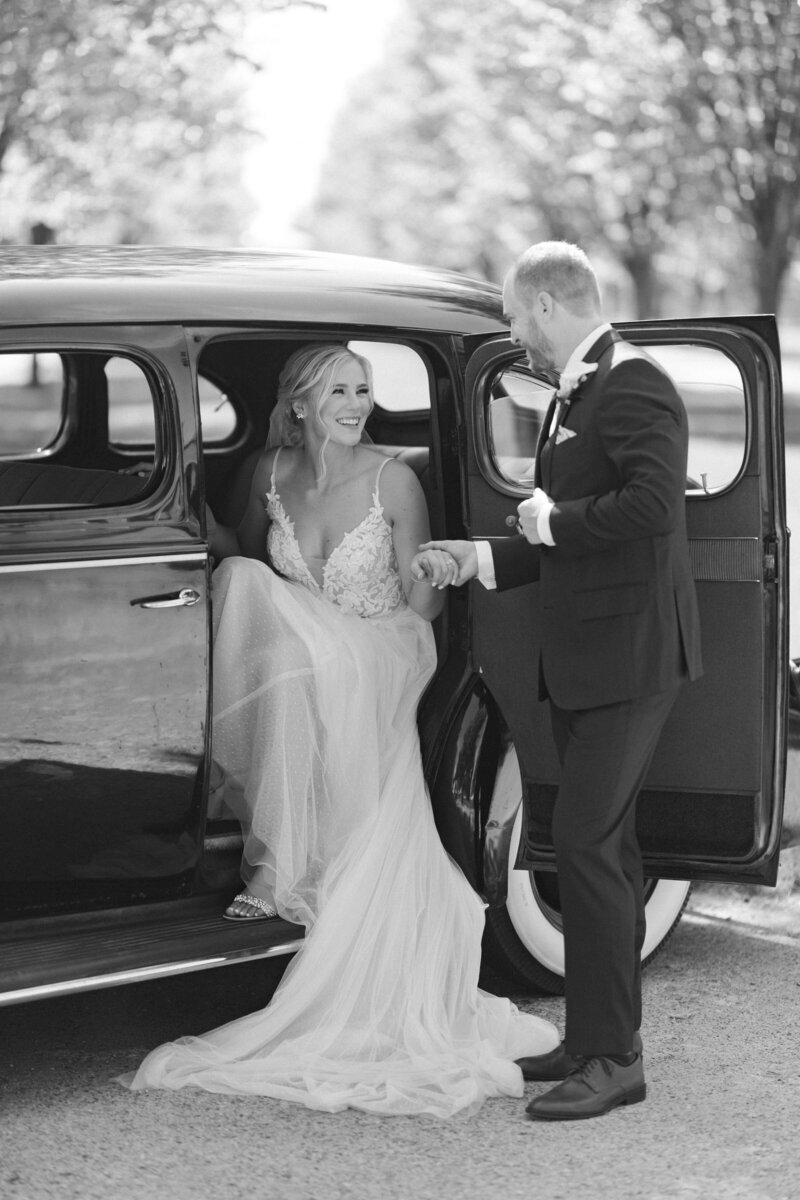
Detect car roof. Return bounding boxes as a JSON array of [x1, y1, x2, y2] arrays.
[[0, 246, 506, 335]]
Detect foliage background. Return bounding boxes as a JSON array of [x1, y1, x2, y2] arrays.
[[2, 0, 799, 319], [306, 0, 800, 318]]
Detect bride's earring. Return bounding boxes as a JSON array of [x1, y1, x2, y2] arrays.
[[294, 408, 305, 421]]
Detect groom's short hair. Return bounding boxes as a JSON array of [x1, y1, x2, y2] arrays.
[[511, 241, 601, 317]]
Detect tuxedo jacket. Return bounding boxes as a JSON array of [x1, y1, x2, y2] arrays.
[[490, 329, 703, 710]]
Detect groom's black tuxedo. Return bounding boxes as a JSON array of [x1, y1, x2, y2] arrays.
[[491, 328, 702, 705], [487, 329, 702, 1055]]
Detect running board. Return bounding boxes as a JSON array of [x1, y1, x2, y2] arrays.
[[0, 893, 303, 1007]]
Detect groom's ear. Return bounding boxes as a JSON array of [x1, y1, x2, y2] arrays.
[[536, 290, 555, 321]]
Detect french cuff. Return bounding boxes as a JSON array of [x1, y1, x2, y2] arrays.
[[475, 539, 497, 590], [537, 500, 556, 547]]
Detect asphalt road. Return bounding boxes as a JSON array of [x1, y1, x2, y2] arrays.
[[1, 885, 798, 1200]]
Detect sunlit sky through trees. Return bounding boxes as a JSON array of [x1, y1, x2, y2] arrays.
[[241, 0, 400, 247]]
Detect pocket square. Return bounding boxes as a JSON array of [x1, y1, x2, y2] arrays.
[[555, 426, 577, 444]]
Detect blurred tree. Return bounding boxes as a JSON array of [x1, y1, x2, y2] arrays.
[[308, 0, 718, 316], [0, 0, 320, 243], [308, 0, 561, 280], [460, 0, 714, 317], [308, 0, 797, 315], [639, 0, 800, 313]]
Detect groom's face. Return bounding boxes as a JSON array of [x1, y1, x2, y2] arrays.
[[502, 275, 557, 373]]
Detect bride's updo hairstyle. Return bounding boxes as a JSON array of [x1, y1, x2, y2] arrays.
[[267, 343, 375, 449]]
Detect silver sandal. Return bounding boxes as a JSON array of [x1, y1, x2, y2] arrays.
[[222, 892, 278, 921]]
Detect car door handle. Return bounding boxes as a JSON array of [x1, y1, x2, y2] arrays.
[[131, 588, 202, 609]]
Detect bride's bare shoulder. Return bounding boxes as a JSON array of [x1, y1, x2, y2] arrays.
[[370, 452, 424, 511], [256, 444, 302, 483]]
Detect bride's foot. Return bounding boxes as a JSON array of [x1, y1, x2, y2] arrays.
[[223, 892, 278, 921]]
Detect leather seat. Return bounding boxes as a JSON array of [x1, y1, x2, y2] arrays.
[[0, 461, 146, 507]]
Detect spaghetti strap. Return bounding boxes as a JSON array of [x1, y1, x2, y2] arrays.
[[269, 445, 283, 493], [374, 455, 391, 505]]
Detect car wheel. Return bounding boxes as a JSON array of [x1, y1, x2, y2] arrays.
[[483, 757, 692, 995]]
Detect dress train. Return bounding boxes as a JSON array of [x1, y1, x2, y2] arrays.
[[121, 556, 558, 1116]]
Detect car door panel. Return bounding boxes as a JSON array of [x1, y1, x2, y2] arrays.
[[0, 326, 211, 915], [463, 317, 787, 885]]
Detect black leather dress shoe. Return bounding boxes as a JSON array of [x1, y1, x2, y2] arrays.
[[516, 1042, 577, 1082], [525, 1053, 646, 1121], [516, 1032, 642, 1081]]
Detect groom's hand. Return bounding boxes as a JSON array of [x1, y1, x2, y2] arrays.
[[517, 488, 553, 545], [417, 539, 478, 586]]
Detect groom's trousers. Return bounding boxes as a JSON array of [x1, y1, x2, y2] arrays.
[[549, 678, 684, 1057]]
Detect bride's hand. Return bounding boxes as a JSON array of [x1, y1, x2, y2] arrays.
[[417, 539, 478, 586], [410, 548, 460, 589]]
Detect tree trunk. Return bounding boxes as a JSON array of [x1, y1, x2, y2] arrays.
[[750, 185, 797, 315], [622, 247, 661, 320], [752, 236, 793, 316]]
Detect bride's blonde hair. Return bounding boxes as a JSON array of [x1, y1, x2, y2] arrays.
[[267, 343, 375, 449]]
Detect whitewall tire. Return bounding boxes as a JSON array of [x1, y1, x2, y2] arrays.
[[483, 751, 692, 993]]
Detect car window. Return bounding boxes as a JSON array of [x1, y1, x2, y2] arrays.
[[107, 358, 236, 447], [643, 344, 746, 494], [198, 375, 237, 442], [0, 352, 65, 456], [485, 343, 747, 494], [0, 349, 155, 508], [348, 341, 431, 413], [486, 365, 551, 486], [107, 355, 157, 444]]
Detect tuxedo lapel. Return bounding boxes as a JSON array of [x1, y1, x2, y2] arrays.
[[533, 394, 558, 489], [532, 330, 620, 492]]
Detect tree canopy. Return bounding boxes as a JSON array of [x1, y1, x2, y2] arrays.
[[0, 0, 320, 243], [307, 0, 800, 315], [641, 0, 800, 310]]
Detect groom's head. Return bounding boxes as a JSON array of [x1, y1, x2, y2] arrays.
[[503, 241, 603, 372]]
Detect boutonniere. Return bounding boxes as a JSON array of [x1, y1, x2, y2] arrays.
[[556, 360, 599, 401]]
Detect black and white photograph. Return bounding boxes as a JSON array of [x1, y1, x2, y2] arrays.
[[1, 2, 798, 1198]]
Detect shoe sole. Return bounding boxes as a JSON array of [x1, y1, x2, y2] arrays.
[[520, 1070, 571, 1082], [221, 911, 276, 922], [526, 1084, 647, 1121]]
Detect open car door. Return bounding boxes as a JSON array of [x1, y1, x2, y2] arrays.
[[463, 317, 788, 990]]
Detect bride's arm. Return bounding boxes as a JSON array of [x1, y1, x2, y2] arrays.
[[206, 504, 240, 562], [381, 459, 454, 621], [209, 451, 272, 564], [235, 451, 273, 562]]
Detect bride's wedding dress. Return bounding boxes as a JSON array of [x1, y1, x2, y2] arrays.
[[122, 453, 558, 1116]]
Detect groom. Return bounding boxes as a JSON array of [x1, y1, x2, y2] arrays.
[[423, 241, 702, 1120]]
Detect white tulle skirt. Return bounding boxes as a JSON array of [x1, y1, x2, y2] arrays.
[[121, 556, 558, 1116]]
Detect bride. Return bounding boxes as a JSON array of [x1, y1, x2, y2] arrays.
[[121, 343, 558, 1116]]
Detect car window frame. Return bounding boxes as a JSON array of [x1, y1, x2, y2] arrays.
[[477, 333, 752, 501], [0, 329, 185, 515]]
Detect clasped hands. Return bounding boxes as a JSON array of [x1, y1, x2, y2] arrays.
[[410, 545, 465, 589], [411, 488, 552, 588]]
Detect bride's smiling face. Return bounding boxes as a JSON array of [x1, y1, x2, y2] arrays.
[[310, 357, 372, 444]]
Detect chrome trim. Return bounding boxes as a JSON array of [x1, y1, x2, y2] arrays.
[[0, 938, 304, 1007], [0, 552, 207, 574]]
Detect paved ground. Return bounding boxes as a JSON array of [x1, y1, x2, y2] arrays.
[[1, 881, 798, 1200]]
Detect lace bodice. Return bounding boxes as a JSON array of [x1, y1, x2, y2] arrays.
[[265, 452, 406, 618]]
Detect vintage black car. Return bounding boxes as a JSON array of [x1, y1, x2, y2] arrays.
[[0, 246, 789, 1003]]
